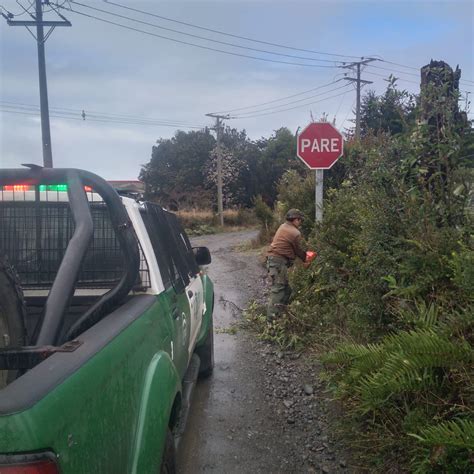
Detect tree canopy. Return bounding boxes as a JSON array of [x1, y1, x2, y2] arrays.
[[140, 126, 305, 209]]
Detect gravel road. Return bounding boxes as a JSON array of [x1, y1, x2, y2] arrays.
[[177, 230, 351, 474]]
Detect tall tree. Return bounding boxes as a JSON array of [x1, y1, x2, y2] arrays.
[[359, 76, 416, 137], [256, 127, 307, 204], [139, 129, 215, 208]]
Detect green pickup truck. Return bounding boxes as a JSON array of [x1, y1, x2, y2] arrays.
[[0, 167, 214, 473]]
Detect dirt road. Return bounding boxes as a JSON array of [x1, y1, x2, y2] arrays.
[[177, 230, 349, 474]]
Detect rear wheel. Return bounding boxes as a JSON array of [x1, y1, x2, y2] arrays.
[[195, 317, 214, 378], [159, 429, 176, 474], [0, 255, 27, 388]]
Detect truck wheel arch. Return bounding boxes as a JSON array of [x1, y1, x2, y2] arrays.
[[130, 351, 181, 474]]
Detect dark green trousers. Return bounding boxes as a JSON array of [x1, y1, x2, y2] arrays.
[[266, 256, 291, 320]]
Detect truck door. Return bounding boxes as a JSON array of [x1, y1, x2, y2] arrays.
[[140, 206, 191, 376], [174, 225, 203, 353]]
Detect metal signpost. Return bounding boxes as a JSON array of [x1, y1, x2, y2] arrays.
[[296, 122, 344, 222]]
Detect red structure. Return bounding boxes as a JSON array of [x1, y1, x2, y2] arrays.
[[297, 122, 344, 169]]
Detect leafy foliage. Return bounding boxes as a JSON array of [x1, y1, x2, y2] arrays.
[[269, 64, 474, 471], [140, 126, 303, 210], [360, 75, 417, 137]]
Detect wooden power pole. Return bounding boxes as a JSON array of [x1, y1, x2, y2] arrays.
[[206, 113, 229, 226], [2, 0, 71, 167], [343, 59, 375, 139]]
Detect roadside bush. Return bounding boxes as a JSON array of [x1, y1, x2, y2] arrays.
[[276, 128, 474, 471], [253, 195, 278, 245], [247, 75, 473, 471], [276, 170, 315, 236]]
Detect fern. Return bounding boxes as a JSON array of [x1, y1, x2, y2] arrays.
[[323, 342, 385, 368], [410, 419, 474, 449], [397, 300, 441, 329], [325, 328, 473, 410]]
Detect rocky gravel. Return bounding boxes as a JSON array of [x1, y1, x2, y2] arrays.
[[256, 342, 350, 473]]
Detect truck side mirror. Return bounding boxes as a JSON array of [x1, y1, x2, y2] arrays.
[[193, 246, 211, 266]]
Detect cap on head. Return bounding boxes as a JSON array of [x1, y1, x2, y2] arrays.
[[286, 208, 304, 221]]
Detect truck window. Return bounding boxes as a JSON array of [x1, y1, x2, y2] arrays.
[[163, 212, 199, 278], [0, 189, 150, 291], [142, 204, 190, 291], [140, 208, 173, 289]]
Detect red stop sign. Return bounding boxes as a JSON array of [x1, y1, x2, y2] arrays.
[[297, 122, 344, 169]]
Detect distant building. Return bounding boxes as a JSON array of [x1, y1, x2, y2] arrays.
[[107, 180, 145, 194]]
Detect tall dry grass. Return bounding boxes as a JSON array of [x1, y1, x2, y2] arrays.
[[176, 208, 257, 235]]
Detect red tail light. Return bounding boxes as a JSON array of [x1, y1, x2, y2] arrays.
[[0, 458, 59, 474], [1, 185, 34, 192]]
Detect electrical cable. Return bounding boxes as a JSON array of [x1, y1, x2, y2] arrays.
[[0, 107, 206, 128], [43, 0, 69, 14], [368, 64, 419, 77], [102, 0, 363, 60], [341, 99, 356, 129], [211, 79, 344, 114], [64, 1, 346, 65], [0, 100, 201, 126], [231, 83, 352, 117], [0, 0, 33, 18], [364, 70, 419, 85], [231, 90, 351, 119], [58, 6, 343, 69], [371, 61, 474, 86], [334, 89, 349, 117], [377, 59, 418, 71]]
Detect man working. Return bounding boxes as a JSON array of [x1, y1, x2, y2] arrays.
[[266, 208, 307, 320]]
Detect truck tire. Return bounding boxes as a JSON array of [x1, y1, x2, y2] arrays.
[[195, 318, 214, 378], [159, 429, 176, 474], [0, 255, 27, 388]]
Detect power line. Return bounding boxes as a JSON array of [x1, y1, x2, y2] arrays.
[[92, 2, 474, 86], [64, 1, 346, 65], [212, 79, 343, 114], [371, 61, 474, 86], [231, 90, 351, 119], [343, 59, 375, 139], [364, 70, 419, 85], [57, 5, 342, 69], [0, 100, 203, 126], [0, 107, 206, 128], [3, 0, 72, 168], [368, 64, 419, 77], [0, 1, 34, 18], [341, 99, 356, 130], [232, 83, 352, 117], [377, 59, 418, 71], [102, 0, 363, 60], [334, 89, 349, 117], [367, 66, 474, 92]]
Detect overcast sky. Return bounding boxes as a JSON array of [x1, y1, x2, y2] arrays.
[[1, 0, 473, 179]]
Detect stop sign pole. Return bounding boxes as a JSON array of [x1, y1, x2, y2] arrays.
[[296, 122, 344, 222]]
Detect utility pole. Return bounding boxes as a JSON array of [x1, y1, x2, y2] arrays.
[[2, 1, 71, 167], [206, 113, 229, 227], [342, 59, 375, 139]]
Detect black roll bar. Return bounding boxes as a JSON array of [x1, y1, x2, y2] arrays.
[[0, 168, 140, 346]]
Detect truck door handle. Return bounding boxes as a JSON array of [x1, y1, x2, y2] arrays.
[[188, 290, 194, 298], [172, 307, 180, 319]]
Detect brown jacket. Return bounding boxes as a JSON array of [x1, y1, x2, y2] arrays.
[[267, 222, 306, 262]]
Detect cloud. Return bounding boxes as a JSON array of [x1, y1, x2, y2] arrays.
[[1, 0, 472, 179]]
